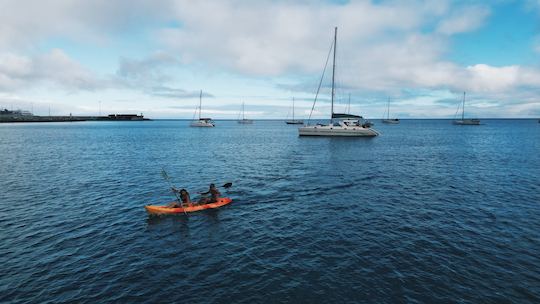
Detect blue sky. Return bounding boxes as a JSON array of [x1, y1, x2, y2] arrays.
[[0, 0, 539, 118]]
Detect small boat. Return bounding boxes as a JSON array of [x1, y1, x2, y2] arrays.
[[285, 97, 303, 124], [190, 90, 215, 127], [453, 92, 480, 125], [299, 27, 379, 137], [237, 102, 253, 124], [381, 97, 399, 124], [145, 197, 233, 214]]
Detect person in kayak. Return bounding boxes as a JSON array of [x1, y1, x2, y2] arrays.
[[169, 188, 193, 208], [198, 183, 221, 204]]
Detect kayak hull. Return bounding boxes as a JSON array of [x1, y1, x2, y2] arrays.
[[145, 197, 232, 214]]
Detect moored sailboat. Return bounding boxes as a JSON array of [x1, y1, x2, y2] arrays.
[[190, 90, 215, 127], [237, 102, 253, 124], [453, 92, 480, 125], [299, 27, 379, 137], [285, 97, 303, 124], [381, 97, 399, 124]]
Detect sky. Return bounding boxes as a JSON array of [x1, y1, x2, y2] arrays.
[[0, 0, 539, 119]]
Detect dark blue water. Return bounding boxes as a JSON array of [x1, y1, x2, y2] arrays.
[[1, 120, 539, 303]]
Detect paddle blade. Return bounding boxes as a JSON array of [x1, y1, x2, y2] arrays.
[[161, 168, 169, 180], [222, 182, 232, 188]]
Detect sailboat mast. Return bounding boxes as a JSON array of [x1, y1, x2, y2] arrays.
[[331, 26, 337, 122], [292, 97, 295, 121], [242, 102, 245, 120], [462, 92, 465, 120], [199, 90, 202, 119], [348, 93, 351, 114], [387, 97, 390, 119]]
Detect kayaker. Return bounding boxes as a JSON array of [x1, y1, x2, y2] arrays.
[[179, 189, 193, 207], [169, 188, 193, 208], [198, 183, 220, 204]]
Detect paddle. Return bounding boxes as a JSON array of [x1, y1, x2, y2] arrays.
[[160, 168, 187, 214]]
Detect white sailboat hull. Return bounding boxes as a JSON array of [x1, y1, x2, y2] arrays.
[[190, 121, 215, 127], [453, 119, 480, 125], [298, 125, 379, 137], [237, 119, 253, 124]]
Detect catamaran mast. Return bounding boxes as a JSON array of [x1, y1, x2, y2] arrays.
[[462, 92, 466, 120], [242, 102, 245, 120], [331, 27, 337, 123], [199, 90, 202, 120], [347, 93, 351, 114]]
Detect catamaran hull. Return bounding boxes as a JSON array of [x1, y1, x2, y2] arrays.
[[237, 120, 253, 124], [453, 119, 480, 125], [286, 121, 304, 124], [382, 119, 399, 124], [298, 126, 379, 137]]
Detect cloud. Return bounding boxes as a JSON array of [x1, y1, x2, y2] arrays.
[[155, 1, 531, 97], [150, 86, 214, 99], [0, 49, 102, 91], [0, 0, 174, 50], [158, 0, 452, 76], [114, 52, 217, 98], [116, 51, 178, 81], [436, 5, 491, 35], [0, 0, 538, 117]]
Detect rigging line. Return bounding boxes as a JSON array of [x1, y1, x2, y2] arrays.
[[453, 95, 461, 119], [307, 39, 335, 124], [192, 105, 198, 121]]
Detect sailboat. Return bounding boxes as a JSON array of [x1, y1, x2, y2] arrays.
[[299, 27, 379, 137], [381, 97, 399, 124], [237, 102, 253, 124], [190, 90, 215, 127], [285, 97, 303, 124], [453, 92, 480, 125]]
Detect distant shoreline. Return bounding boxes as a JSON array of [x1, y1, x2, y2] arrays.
[[0, 114, 150, 123]]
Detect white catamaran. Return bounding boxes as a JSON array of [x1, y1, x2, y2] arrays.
[[453, 92, 480, 125], [381, 97, 399, 124], [286, 97, 303, 124], [190, 90, 215, 127], [237, 102, 253, 124], [299, 27, 379, 137]]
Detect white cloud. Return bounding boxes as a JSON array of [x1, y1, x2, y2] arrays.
[[0, 0, 538, 117], [436, 5, 491, 35], [0, 49, 101, 91], [0, 0, 174, 50], [158, 0, 448, 76]]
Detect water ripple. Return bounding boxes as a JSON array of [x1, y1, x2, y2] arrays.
[[1, 120, 539, 303]]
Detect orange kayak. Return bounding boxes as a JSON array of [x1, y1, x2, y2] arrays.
[[145, 197, 233, 214]]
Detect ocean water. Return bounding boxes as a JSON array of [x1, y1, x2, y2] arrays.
[[1, 119, 539, 303]]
